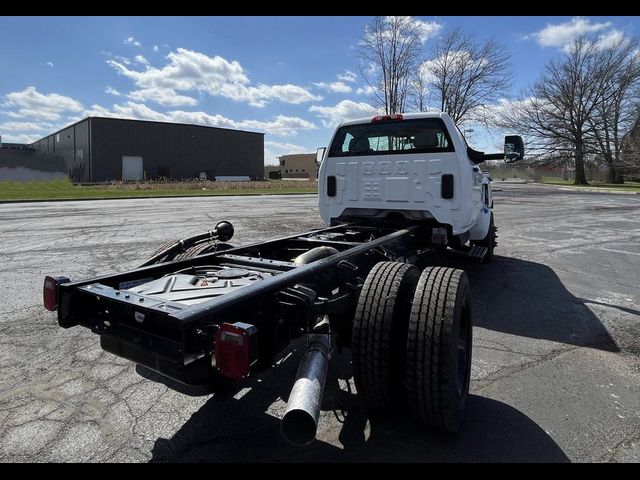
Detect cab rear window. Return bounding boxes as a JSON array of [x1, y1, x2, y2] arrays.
[[328, 118, 455, 157]]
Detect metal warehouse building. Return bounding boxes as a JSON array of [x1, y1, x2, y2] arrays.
[[30, 117, 264, 182]]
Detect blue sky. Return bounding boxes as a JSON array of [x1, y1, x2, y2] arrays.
[[1, 16, 638, 164]]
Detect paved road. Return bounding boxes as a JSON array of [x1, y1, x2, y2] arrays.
[[0, 185, 639, 462]]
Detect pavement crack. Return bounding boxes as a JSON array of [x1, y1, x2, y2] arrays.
[[474, 344, 579, 392], [598, 426, 640, 462]]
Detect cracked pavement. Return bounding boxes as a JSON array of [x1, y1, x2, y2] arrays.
[[0, 184, 639, 462]]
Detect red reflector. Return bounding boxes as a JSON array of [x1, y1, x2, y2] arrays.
[[372, 114, 403, 123], [215, 322, 258, 380], [43, 276, 70, 311]]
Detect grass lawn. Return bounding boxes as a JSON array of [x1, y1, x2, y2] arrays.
[[541, 177, 640, 192], [0, 178, 318, 201]]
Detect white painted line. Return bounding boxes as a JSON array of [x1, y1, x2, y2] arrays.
[[233, 387, 252, 400]]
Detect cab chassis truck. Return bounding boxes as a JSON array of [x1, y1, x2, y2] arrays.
[[43, 113, 523, 446]]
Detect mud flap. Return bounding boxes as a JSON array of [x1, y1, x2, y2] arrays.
[[469, 207, 492, 241]]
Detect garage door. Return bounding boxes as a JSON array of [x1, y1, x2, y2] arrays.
[[122, 156, 143, 181]]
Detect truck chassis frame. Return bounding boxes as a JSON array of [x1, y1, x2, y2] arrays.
[[52, 220, 472, 444], [57, 222, 426, 381]]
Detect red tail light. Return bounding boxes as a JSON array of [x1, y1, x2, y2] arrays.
[[372, 114, 403, 122], [43, 276, 70, 311], [215, 322, 258, 379]]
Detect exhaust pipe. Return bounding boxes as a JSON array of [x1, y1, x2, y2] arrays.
[[281, 333, 331, 446]]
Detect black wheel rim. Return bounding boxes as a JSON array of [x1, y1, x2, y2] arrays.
[[457, 302, 471, 398], [490, 223, 496, 251]]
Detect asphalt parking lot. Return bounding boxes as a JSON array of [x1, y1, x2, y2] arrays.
[[0, 184, 639, 462]]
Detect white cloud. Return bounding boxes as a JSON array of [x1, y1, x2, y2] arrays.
[[475, 97, 539, 129], [595, 29, 626, 50], [4, 110, 61, 122], [46, 61, 54, 68], [483, 97, 534, 115], [421, 51, 482, 88], [105, 86, 121, 96], [0, 132, 43, 143], [125, 36, 142, 48], [77, 101, 316, 137], [225, 114, 316, 136], [107, 47, 248, 89], [242, 84, 322, 108], [392, 16, 442, 43], [153, 45, 159, 52], [106, 48, 321, 107], [356, 85, 375, 96], [363, 61, 377, 77], [530, 17, 612, 51], [114, 55, 131, 66], [366, 17, 442, 45], [3, 86, 83, 121], [309, 100, 376, 127], [0, 121, 52, 132], [337, 70, 357, 82], [134, 54, 150, 66], [264, 140, 308, 153], [313, 81, 353, 93], [82, 101, 167, 122], [0, 119, 58, 143], [128, 87, 198, 107]]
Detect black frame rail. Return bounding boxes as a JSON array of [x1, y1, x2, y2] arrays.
[[58, 223, 420, 330]]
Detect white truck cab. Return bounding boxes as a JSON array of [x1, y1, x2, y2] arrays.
[[317, 112, 523, 260]]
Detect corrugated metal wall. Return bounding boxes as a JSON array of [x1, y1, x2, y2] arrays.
[[74, 121, 90, 181], [29, 119, 91, 182], [89, 118, 264, 182]]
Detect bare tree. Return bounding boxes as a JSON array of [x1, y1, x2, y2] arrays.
[[621, 115, 640, 179], [587, 37, 640, 183], [501, 39, 621, 185], [426, 27, 511, 124], [359, 16, 425, 114], [410, 64, 429, 112], [621, 107, 640, 179]]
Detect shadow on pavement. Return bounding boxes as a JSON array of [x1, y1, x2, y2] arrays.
[[150, 346, 568, 463], [148, 253, 591, 462], [426, 254, 618, 352]]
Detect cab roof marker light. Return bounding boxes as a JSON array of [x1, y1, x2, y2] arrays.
[[371, 114, 403, 123]]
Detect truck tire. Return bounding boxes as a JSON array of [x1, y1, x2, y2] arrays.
[[352, 261, 419, 411], [472, 213, 496, 263], [406, 267, 472, 432]]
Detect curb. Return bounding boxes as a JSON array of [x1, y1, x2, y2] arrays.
[[0, 191, 319, 205], [527, 182, 640, 195], [556, 186, 640, 195]]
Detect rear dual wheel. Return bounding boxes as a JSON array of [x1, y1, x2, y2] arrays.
[[406, 267, 472, 432], [353, 262, 472, 432], [352, 262, 419, 411]]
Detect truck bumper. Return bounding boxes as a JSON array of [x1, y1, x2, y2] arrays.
[[100, 334, 217, 386]]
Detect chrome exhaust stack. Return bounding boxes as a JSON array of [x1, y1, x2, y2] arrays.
[[281, 333, 331, 446]]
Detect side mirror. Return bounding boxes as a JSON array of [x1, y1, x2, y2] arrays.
[[316, 147, 326, 165], [504, 135, 524, 163]]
